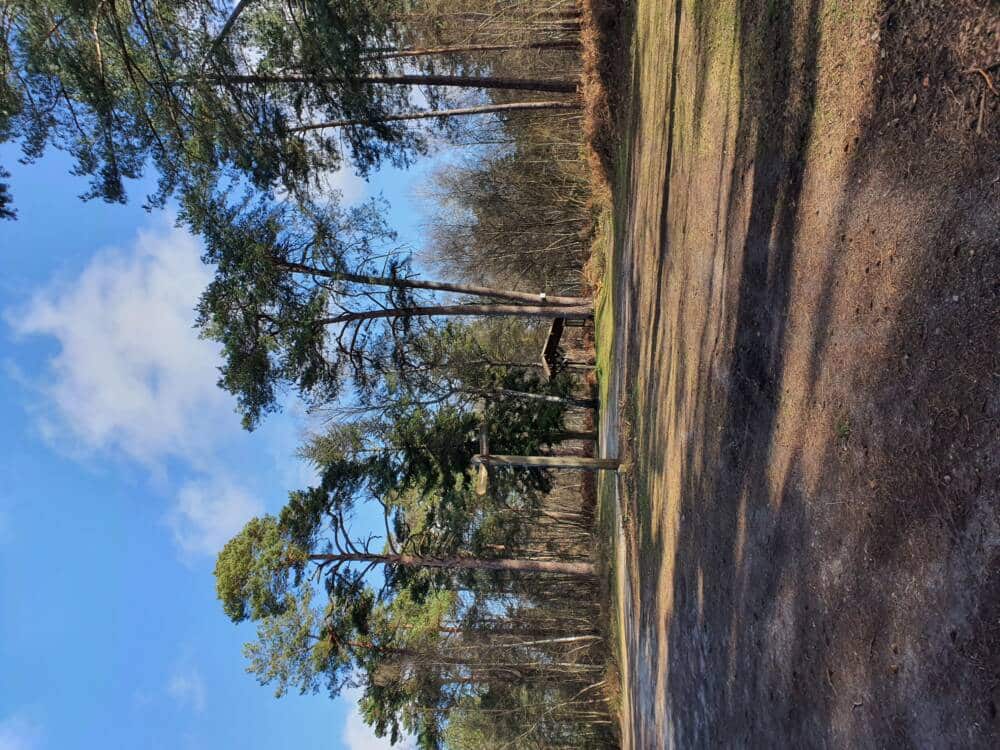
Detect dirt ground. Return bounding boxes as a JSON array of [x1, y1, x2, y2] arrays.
[[599, 0, 1000, 747]]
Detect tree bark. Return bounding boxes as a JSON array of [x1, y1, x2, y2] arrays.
[[310, 551, 594, 577], [207, 73, 578, 93], [475, 387, 598, 409], [277, 260, 589, 306], [473, 454, 619, 471], [289, 100, 579, 133], [318, 303, 593, 327], [200, 0, 254, 68], [362, 40, 579, 60], [552, 430, 598, 442]]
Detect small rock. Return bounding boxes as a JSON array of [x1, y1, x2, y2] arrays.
[[943, 474, 952, 484], [952, 295, 959, 302], [922, 76, 930, 88]]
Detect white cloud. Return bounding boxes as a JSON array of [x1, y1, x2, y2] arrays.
[[167, 475, 263, 558], [167, 665, 207, 713], [7, 222, 228, 469], [0, 713, 42, 750], [6, 221, 273, 558], [321, 168, 367, 204], [341, 691, 414, 750]]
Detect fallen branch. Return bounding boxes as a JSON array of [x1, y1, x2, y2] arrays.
[[966, 67, 998, 96]]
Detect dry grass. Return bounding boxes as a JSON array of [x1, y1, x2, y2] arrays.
[[603, 0, 1000, 743], [581, 195, 610, 295], [578, 0, 627, 300], [580, 0, 626, 200]]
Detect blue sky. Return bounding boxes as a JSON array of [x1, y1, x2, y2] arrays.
[[0, 146, 432, 750]]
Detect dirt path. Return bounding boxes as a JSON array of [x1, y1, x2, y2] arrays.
[[603, 0, 1000, 746]]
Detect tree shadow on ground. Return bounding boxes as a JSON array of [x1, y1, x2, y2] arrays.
[[620, 0, 1000, 746]]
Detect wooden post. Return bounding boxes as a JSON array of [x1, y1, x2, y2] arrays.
[[472, 454, 620, 471], [475, 424, 491, 496], [473, 423, 617, 498]]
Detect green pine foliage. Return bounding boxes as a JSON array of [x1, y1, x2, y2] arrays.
[[5, 0, 614, 745], [0, 0, 417, 207]]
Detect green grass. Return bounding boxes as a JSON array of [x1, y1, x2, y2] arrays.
[[592, 193, 618, 570], [835, 413, 852, 445], [588, 0, 642, 727], [593, 222, 615, 401], [591, 155, 624, 720]]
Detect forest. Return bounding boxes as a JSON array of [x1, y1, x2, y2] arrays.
[[0, 0, 619, 747]]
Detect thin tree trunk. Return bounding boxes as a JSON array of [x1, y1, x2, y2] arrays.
[[362, 40, 579, 60], [310, 551, 594, 577], [289, 100, 579, 133], [206, 73, 578, 93], [277, 260, 588, 306], [552, 430, 598, 442], [200, 0, 254, 68], [474, 454, 619, 471], [463, 634, 601, 649], [319, 303, 593, 327], [538, 509, 591, 526], [474, 388, 597, 409]]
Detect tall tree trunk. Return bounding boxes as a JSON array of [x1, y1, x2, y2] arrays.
[[200, 0, 254, 68], [472, 387, 598, 409], [277, 260, 588, 306], [552, 430, 598, 442], [362, 40, 579, 60], [207, 73, 578, 93], [290, 100, 579, 133], [319, 302, 593, 327], [310, 551, 594, 577], [449, 634, 601, 649], [475, 454, 619, 471]]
